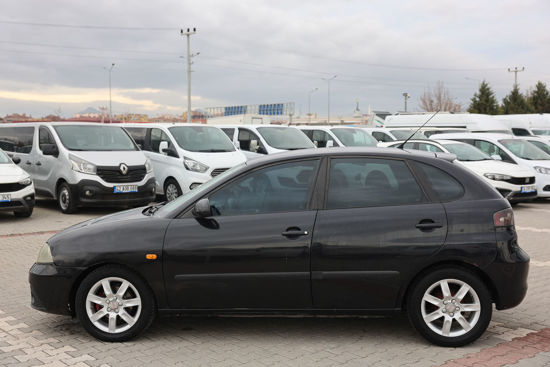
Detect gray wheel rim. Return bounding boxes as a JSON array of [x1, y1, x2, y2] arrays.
[[165, 183, 179, 201], [421, 278, 481, 338], [85, 277, 142, 334], [59, 187, 70, 210]]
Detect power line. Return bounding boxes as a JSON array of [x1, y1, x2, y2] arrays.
[[0, 19, 177, 31]]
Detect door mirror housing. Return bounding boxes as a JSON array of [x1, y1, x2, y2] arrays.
[[193, 198, 212, 217], [159, 141, 169, 154], [11, 156, 21, 164], [491, 154, 502, 161], [41, 144, 59, 157], [326, 140, 335, 148]]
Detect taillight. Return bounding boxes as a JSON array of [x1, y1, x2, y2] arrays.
[[493, 208, 514, 227]]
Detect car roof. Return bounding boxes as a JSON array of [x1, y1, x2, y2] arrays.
[[121, 123, 213, 128], [430, 132, 516, 141]]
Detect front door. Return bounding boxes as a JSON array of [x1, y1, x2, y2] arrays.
[[311, 157, 448, 310], [163, 159, 321, 310], [33, 126, 60, 195]]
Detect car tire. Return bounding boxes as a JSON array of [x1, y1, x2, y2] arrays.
[[57, 182, 78, 214], [75, 265, 156, 342], [14, 207, 33, 218], [164, 178, 182, 202], [407, 267, 492, 347]]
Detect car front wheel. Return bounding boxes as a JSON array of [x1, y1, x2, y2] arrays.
[[407, 267, 492, 347], [75, 265, 155, 342]]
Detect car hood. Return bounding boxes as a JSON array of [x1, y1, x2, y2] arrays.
[[0, 163, 29, 182], [459, 160, 533, 177], [69, 151, 146, 166], [184, 150, 247, 168]]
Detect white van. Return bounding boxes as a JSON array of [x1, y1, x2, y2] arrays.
[[298, 126, 378, 147], [218, 125, 316, 159], [360, 127, 427, 143], [124, 123, 247, 201], [384, 113, 512, 134], [0, 123, 156, 213], [0, 148, 35, 217]]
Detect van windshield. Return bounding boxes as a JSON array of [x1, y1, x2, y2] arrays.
[[168, 126, 235, 152], [257, 127, 315, 150], [0, 150, 10, 164], [499, 139, 550, 160], [331, 128, 378, 147], [533, 129, 550, 136], [54, 126, 137, 151], [390, 129, 427, 140], [442, 143, 491, 161]]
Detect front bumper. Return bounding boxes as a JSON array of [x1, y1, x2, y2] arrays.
[[0, 184, 35, 212], [69, 178, 156, 207], [29, 263, 85, 315]]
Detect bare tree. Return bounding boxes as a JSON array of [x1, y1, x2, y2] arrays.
[[419, 81, 462, 112]]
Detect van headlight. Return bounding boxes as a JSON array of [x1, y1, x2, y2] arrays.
[[69, 154, 96, 174], [18, 177, 32, 186], [183, 157, 209, 173], [484, 173, 512, 181], [145, 158, 153, 173], [534, 166, 550, 175], [36, 243, 53, 264]]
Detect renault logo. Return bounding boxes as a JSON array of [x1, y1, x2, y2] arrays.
[[119, 163, 129, 175]]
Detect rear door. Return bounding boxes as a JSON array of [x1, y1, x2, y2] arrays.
[[311, 156, 447, 310]]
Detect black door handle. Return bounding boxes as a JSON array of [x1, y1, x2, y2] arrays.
[[25, 161, 32, 165], [282, 228, 309, 238], [36, 161, 42, 166], [416, 222, 443, 230]]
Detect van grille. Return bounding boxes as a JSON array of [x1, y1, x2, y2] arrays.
[[505, 176, 535, 185], [97, 165, 146, 183], [0, 183, 26, 192], [211, 168, 229, 177]]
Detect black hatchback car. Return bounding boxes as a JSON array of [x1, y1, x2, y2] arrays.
[[29, 148, 529, 346]]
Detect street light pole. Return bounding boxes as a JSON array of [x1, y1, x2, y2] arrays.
[[402, 92, 410, 112], [307, 87, 318, 124], [321, 75, 337, 124], [181, 28, 197, 123], [103, 63, 115, 124]]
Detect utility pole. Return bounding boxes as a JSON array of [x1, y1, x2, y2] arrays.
[[103, 63, 115, 123], [321, 75, 337, 124], [508, 67, 525, 87], [181, 28, 198, 123], [402, 92, 410, 112], [307, 87, 318, 124]]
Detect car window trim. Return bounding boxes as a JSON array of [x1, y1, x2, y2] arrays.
[[321, 155, 431, 210], [176, 157, 323, 219]]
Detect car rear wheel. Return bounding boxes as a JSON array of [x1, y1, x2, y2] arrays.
[[407, 267, 492, 347], [75, 265, 155, 342], [164, 178, 182, 202], [57, 182, 77, 214]]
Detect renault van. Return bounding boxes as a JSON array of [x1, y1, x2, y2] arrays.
[[298, 126, 378, 147], [124, 123, 247, 201], [0, 123, 156, 213]]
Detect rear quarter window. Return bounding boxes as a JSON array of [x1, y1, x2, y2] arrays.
[[415, 162, 464, 202]]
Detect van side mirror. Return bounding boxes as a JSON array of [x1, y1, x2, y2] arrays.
[[12, 156, 21, 164], [326, 140, 334, 148], [159, 141, 169, 154], [250, 139, 259, 153], [491, 154, 502, 161], [42, 144, 59, 157], [193, 198, 212, 217]]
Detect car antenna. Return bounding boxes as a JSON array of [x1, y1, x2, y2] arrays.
[[397, 110, 440, 149]]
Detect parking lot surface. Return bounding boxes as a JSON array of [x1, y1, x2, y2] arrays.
[[1, 199, 550, 367]]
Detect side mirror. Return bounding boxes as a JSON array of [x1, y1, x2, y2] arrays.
[[326, 140, 334, 148], [12, 156, 21, 164], [42, 144, 59, 157], [250, 139, 259, 153], [193, 198, 212, 217], [159, 141, 169, 154], [491, 154, 502, 161]]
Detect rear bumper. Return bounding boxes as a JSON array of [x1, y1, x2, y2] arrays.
[[28, 263, 84, 315], [69, 178, 156, 207]]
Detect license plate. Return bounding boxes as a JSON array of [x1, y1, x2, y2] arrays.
[[521, 185, 536, 193], [114, 185, 138, 193], [0, 193, 11, 202]]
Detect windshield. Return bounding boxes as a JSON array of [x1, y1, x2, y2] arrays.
[[528, 140, 550, 155], [533, 129, 550, 136], [54, 125, 137, 151], [331, 128, 377, 147], [390, 129, 427, 140], [442, 143, 491, 161], [499, 139, 550, 160], [155, 162, 246, 216], [0, 150, 10, 164], [257, 127, 315, 150], [169, 126, 235, 152]]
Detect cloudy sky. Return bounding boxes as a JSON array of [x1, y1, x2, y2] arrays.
[[1, 0, 549, 118]]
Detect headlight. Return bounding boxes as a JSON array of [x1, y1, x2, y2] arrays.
[[183, 157, 209, 173], [69, 154, 96, 174], [145, 158, 153, 173], [18, 177, 32, 186], [36, 243, 53, 264], [484, 173, 512, 181], [534, 166, 550, 175]]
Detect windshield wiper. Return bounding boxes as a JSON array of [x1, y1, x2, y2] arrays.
[[142, 202, 167, 216], [198, 149, 230, 152]]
